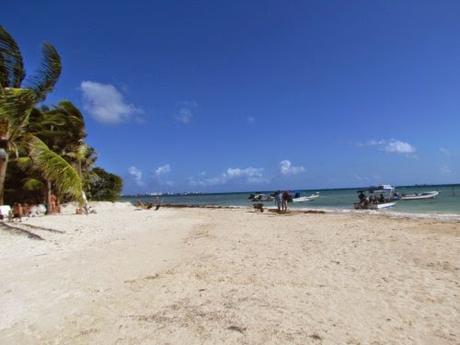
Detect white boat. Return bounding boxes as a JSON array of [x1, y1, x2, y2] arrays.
[[354, 185, 399, 210], [354, 201, 397, 210], [248, 193, 274, 202], [400, 191, 439, 201], [292, 192, 320, 202], [370, 201, 397, 209]]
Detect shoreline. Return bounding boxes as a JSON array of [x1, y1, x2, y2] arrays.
[[150, 202, 460, 222]]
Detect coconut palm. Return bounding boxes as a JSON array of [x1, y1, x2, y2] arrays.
[[0, 26, 82, 204], [28, 101, 87, 156], [28, 102, 92, 205]]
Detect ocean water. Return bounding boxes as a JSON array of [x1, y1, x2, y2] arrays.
[[123, 184, 460, 215]]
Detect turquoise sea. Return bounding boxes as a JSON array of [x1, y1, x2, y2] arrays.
[[123, 184, 460, 215]]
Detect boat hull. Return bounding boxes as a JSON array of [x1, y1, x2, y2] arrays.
[[401, 191, 439, 200], [354, 201, 397, 210], [372, 202, 397, 209], [292, 193, 320, 203], [292, 196, 316, 202]]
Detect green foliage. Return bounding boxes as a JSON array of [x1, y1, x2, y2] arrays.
[[28, 101, 86, 155], [4, 161, 44, 204], [0, 26, 81, 205], [0, 26, 61, 102], [0, 26, 122, 205], [26, 135, 83, 202], [23, 178, 45, 191], [0, 25, 25, 88], [87, 167, 123, 202], [27, 43, 61, 102]]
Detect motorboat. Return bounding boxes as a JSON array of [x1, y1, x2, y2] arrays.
[[367, 201, 397, 209], [354, 199, 397, 210], [354, 185, 398, 210], [248, 193, 274, 202], [292, 192, 320, 202], [368, 185, 401, 201], [400, 191, 439, 200]]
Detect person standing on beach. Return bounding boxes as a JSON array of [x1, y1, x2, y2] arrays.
[[282, 191, 289, 212], [275, 191, 282, 211], [12, 203, 23, 221], [48, 193, 57, 214]]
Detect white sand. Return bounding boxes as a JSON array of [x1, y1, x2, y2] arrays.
[[0, 203, 459, 344]]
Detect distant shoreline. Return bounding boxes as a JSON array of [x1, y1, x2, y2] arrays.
[[122, 183, 460, 198]]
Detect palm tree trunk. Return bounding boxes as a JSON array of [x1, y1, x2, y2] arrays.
[[0, 153, 9, 205], [46, 179, 52, 214], [78, 160, 83, 179], [77, 160, 88, 210]]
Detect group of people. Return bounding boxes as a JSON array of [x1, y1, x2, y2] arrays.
[[1, 193, 98, 221], [274, 190, 290, 212], [7, 202, 48, 221], [2, 193, 62, 221], [357, 191, 386, 208]]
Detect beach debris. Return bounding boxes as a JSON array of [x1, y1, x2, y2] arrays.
[[135, 200, 161, 210], [252, 203, 264, 212], [308, 333, 323, 341], [144, 274, 159, 280], [302, 210, 326, 214], [227, 325, 246, 334]]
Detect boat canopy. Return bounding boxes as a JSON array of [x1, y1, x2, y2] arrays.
[[357, 185, 395, 194], [369, 184, 394, 192]]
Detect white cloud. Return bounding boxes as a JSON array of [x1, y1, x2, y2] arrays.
[[383, 140, 416, 154], [280, 160, 305, 176], [175, 107, 193, 124], [188, 175, 225, 187], [188, 166, 267, 186], [174, 101, 197, 124], [360, 139, 416, 155], [356, 140, 382, 147], [155, 164, 171, 177], [80, 81, 142, 124], [227, 167, 267, 184], [128, 166, 143, 186], [226, 167, 264, 178]]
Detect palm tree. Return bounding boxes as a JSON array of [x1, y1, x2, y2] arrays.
[[28, 101, 87, 157], [28, 102, 92, 206], [0, 26, 82, 204]]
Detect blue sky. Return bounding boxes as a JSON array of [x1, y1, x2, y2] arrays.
[[3, 0, 460, 193]]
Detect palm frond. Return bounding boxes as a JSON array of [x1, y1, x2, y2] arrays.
[[15, 156, 33, 170], [0, 88, 36, 139], [25, 134, 83, 203], [56, 100, 86, 138], [23, 178, 45, 191], [0, 26, 25, 88], [25, 43, 61, 102], [0, 53, 8, 89]]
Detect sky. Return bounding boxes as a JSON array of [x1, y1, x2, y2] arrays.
[[2, 0, 460, 193]]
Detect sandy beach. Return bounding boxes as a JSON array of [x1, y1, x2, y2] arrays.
[[0, 203, 459, 345]]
